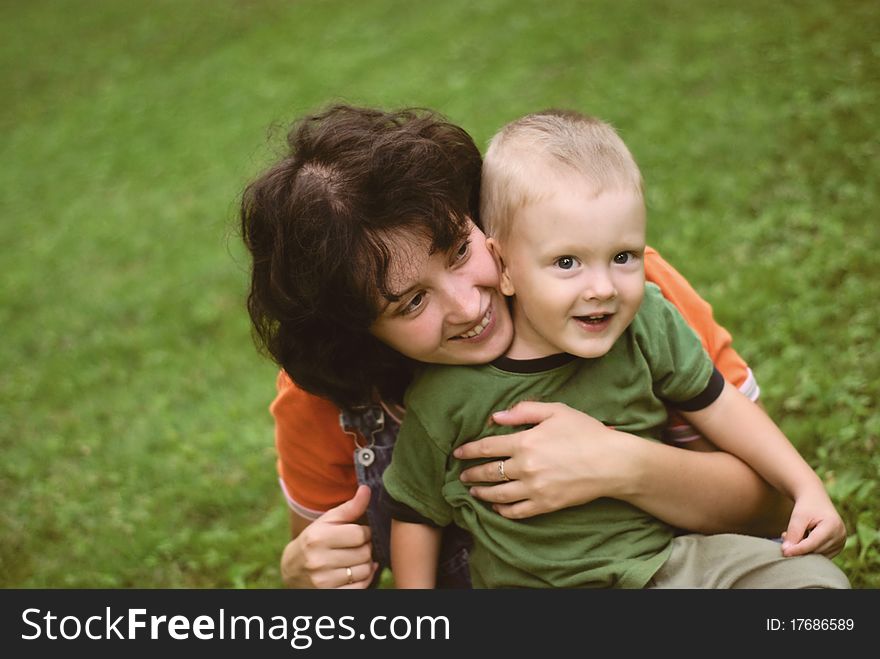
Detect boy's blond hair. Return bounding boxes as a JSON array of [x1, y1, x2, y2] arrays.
[[481, 109, 644, 243]]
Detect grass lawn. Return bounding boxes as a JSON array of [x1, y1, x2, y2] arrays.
[[1, 0, 877, 588]]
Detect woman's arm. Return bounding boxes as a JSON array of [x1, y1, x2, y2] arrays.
[[390, 520, 442, 588], [281, 485, 379, 589], [272, 373, 381, 588], [455, 400, 793, 536]]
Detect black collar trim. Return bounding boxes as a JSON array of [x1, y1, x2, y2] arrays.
[[491, 352, 578, 374]]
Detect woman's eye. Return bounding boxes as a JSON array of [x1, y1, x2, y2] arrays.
[[613, 252, 632, 265], [555, 256, 576, 270], [454, 239, 471, 261], [402, 292, 425, 315]]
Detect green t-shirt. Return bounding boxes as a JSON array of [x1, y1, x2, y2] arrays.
[[383, 283, 717, 588]]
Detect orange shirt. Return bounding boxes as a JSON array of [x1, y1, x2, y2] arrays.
[[271, 246, 758, 517]]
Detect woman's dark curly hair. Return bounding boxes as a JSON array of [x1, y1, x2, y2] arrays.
[[240, 104, 484, 408]]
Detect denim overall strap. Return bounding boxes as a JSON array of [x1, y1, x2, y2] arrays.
[[339, 405, 472, 588], [339, 405, 396, 576]]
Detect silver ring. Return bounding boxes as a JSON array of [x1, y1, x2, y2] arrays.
[[346, 566, 354, 584], [498, 460, 510, 482]]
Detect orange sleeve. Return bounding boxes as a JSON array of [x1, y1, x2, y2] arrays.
[[644, 246, 754, 393], [645, 247, 759, 443], [270, 371, 359, 517]]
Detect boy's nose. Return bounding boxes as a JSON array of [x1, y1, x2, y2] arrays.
[[582, 270, 616, 301]]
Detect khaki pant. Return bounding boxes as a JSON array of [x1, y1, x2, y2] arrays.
[[648, 533, 850, 589]]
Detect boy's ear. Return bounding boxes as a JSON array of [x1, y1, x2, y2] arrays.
[[486, 237, 515, 296]]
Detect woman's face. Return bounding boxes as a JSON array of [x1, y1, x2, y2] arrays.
[[369, 221, 514, 365]]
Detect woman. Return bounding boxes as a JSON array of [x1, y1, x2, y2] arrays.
[[240, 104, 791, 589]]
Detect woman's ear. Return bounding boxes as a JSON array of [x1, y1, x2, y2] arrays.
[[486, 237, 515, 296]]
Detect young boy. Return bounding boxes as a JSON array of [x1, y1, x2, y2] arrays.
[[381, 109, 849, 588]]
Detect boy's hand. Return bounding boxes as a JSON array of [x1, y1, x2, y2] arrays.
[[780, 491, 847, 559]]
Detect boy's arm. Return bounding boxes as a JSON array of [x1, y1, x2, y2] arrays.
[[390, 520, 442, 588], [382, 405, 453, 587], [682, 381, 846, 557]]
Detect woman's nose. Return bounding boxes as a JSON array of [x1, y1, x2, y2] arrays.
[[446, 279, 482, 323]]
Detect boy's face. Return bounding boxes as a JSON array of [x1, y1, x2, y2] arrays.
[[493, 174, 646, 360]]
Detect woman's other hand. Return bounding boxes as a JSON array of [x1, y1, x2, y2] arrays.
[[281, 484, 379, 588]]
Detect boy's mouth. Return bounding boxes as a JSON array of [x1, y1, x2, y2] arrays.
[[575, 313, 612, 324], [574, 313, 614, 332]]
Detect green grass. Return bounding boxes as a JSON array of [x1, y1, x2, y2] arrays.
[[1, 0, 877, 588]]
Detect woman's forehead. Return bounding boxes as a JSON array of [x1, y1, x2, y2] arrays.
[[381, 231, 435, 299], [373, 217, 474, 303]]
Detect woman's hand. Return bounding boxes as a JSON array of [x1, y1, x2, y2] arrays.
[[281, 485, 379, 588], [453, 401, 630, 519]]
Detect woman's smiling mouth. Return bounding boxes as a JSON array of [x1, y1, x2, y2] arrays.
[[453, 306, 493, 340]]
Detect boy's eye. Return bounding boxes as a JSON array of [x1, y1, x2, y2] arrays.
[[454, 239, 471, 261], [613, 252, 632, 265], [555, 256, 576, 270]]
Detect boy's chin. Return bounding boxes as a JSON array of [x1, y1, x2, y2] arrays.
[[564, 335, 620, 359], [568, 346, 613, 359]]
